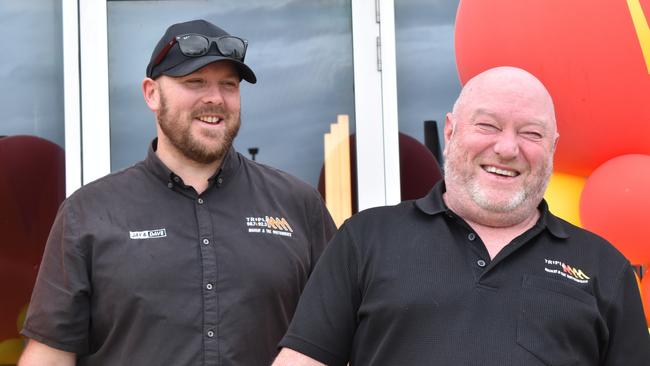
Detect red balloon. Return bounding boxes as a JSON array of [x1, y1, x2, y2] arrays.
[[580, 155, 650, 265], [455, 0, 650, 176], [0, 136, 65, 340]]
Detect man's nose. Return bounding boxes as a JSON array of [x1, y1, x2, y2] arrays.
[[201, 85, 225, 104], [493, 132, 519, 159]]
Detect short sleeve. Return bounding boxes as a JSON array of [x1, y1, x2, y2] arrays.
[[20, 198, 92, 354], [601, 264, 650, 365], [279, 222, 360, 366]]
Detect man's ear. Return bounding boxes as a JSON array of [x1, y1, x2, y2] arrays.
[[142, 78, 160, 112], [443, 112, 455, 155]]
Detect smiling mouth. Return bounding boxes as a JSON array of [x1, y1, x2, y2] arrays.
[[482, 165, 520, 177], [196, 115, 223, 124]]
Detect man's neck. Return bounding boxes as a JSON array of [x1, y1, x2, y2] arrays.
[[443, 191, 540, 259], [463, 210, 539, 259], [156, 142, 223, 195]]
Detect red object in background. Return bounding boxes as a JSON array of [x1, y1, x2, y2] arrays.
[[318, 133, 443, 213], [579, 154, 650, 265], [455, 0, 650, 176], [0, 135, 65, 340]]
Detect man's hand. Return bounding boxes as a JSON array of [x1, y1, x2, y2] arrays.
[[18, 339, 75, 366]]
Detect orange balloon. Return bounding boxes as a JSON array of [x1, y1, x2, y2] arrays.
[[580, 155, 650, 265], [642, 274, 650, 328], [455, 0, 650, 176]]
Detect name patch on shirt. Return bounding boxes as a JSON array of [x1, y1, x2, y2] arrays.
[[544, 259, 590, 284], [246, 216, 293, 237], [129, 228, 167, 240]]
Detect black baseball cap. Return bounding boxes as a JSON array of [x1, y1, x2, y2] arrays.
[[146, 19, 257, 83]]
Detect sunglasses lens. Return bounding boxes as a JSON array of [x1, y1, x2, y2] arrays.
[[178, 35, 209, 56], [217, 37, 246, 60]]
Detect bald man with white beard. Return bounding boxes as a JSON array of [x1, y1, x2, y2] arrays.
[[273, 67, 650, 366]]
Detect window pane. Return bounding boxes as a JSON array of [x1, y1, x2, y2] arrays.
[[0, 1, 64, 146], [107, 0, 355, 190], [395, 0, 461, 199]]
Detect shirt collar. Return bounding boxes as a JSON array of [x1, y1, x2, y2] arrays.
[[414, 180, 569, 239], [536, 199, 570, 239], [144, 138, 240, 188], [414, 180, 449, 216]]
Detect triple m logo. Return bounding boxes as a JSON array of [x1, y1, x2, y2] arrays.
[[544, 259, 591, 284], [246, 216, 294, 238]]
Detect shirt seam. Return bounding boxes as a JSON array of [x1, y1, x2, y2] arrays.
[[340, 223, 362, 305], [602, 260, 632, 318]]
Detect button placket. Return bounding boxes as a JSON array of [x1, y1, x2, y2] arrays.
[[195, 194, 217, 359]]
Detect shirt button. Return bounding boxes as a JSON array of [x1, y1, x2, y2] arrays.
[[206, 283, 213, 290], [468, 233, 476, 241], [477, 259, 487, 268], [167, 182, 173, 189], [173, 176, 180, 183], [217, 177, 223, 185], [207, 330, 214, 338], [197, 198, 204, 204], [202, 238, 210, 245]]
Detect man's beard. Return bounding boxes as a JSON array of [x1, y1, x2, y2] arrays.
[[157, 92, 240, 164], [444, 142, 552, 214]]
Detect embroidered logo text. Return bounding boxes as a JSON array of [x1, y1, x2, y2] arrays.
[[129, 228, 167, 240], [544, 259, 590, 284], [246, 216, 293, 237]]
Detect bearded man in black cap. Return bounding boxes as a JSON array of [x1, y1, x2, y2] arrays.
[[19, 19, 335, 366]]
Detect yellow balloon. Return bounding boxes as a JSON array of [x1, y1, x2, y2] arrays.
[[544, 172, 586, 227], [0, 338, 23, 364]]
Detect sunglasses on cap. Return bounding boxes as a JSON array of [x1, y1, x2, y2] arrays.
[[151, 33, 248, 72]]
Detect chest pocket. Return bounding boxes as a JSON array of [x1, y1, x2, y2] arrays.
[[516, 275, 604, 366]]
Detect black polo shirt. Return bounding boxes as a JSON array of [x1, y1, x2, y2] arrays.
[[22, 140, 336, 366], [279, 181, 650, 365]]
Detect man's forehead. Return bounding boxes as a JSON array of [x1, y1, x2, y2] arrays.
[[457, 80, 556, 124], [468, 107, 554, 126]]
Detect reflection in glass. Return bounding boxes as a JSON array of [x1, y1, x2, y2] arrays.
[[0, 1, 65, 364], [0, 1, 64, 147]]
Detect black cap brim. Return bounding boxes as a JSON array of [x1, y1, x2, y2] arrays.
[[161, 56, 257, 84]]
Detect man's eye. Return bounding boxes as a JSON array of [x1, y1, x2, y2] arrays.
[[522, 131, 543, 139], [221, 80, 238, 88], [477, 123, 499, 131]]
